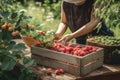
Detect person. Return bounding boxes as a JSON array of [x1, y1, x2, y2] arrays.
[[55, 0, 113, 44]]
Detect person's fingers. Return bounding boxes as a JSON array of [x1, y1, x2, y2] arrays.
[[59, 37, 69, 42], [58, 34, 73, 42], [58, 37, 65, 42], [54, 36, 61, 40]]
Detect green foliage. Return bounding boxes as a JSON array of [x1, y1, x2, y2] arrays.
[[51, 1, 62, 19], [34, 30, 56, 48], [94, 0, 120, 29], [112, 49, 120, 55], [0, 41, 36, 80], [0, 0, 28, 25], [42, 0, 61, 19], [0, 0, 34, 40], [0, 0, 37, 80]]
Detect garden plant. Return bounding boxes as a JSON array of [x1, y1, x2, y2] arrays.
[[0, 0, 37, 80]]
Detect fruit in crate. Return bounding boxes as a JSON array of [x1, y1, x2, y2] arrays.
[[51, 43, 98, 57], [35, 41, 99, 57], [32, 41, 103, 76]]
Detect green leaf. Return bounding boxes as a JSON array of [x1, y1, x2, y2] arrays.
[[0, 30, 2, 40], [0, 62, 2, 66], [0, 48, 10, 55], [12, 51, 23, 59], [11, 12, 18, 19], [0, 57, 16, 71], [13, 43, 26, 51], [18, 73, 25, 80], [23, 57, 36, 66], [1, 41, 16, 51], [0, 12, 10, 23], [9, 41, 16, 46]]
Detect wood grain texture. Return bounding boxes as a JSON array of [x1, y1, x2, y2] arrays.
[[31, 46, 104, 76]]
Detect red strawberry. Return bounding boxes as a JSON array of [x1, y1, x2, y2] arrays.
[[68, 44, 73, 47], [55, 69, 61, 75], [79, 51, 86, 56], [47, 68, 52, 71], [60, 48, 66, 53], [47, 71, 52, 75], [73, 51, 79, 56], [75, 45, 81, 48], [47, 68, 52, 75], [59, 69, 64, 74]]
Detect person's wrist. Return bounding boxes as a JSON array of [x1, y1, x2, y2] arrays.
[[55, 32, 61, 37], [70, 33, 74, 39], [55, 33, 61, 40]]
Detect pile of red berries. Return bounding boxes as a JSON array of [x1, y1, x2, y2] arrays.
[[51, 43, 98, 57], [47, 68, 64, 75]]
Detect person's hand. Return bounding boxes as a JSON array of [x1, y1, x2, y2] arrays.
[[59, 34, 73, 42], [54, 36, 61, 40], [54, 33, 61, 40]]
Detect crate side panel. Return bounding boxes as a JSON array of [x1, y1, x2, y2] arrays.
[[80, 57, 103, 76], [31, 46, 81, 65], [81, 48, 104, 66], [32, 54, 80, 76]]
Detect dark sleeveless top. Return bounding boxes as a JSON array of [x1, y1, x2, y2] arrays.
[[62, 0, 94, 44]]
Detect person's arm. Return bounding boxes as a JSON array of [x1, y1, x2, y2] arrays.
[[71, 11, 100, 38], [55, 3, 67, 38], [59, 6, 101, 42], [71, 0, 102, 39]]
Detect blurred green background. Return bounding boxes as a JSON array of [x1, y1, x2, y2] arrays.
[[18, 0, 120, 38]]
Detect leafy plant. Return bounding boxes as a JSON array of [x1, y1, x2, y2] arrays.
[[34, 30, 56, 49], [0, 0, 42, 40], [0, 0, 37, 80], [94, 0, 120, 29], [0, 0, 29, 39], [0, 41, 36, 80], [41, 0, 61, 19]]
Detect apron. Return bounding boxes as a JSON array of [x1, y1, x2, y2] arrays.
[[62, 0, 94, 44]]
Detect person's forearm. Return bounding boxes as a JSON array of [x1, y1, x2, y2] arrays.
[[71, 18, 100, 38], [56, 22, 67, 37]]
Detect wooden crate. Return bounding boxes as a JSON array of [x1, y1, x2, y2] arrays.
[[31, 43, 103, 76]]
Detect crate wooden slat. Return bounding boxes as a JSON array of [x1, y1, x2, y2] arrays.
[[80, 49, 103, 66], [32, 55, 81, 76], [31, 46, 81, 65], [31, 45, 103, 76], [81, 58, 103, 75], [80, 48, 103, 75]]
